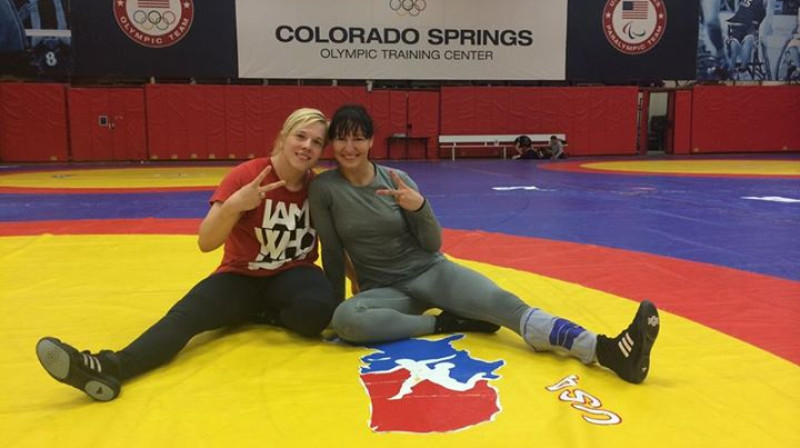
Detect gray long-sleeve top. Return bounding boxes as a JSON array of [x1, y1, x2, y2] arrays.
[[308, 163, 444, 302]]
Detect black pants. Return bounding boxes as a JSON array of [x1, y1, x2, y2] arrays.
[[115, 267, 336, 380]]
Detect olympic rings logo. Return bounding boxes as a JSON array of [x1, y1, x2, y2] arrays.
[[389, 0, 426, 17], [113, 0, 194, 49], [132, 9, 176, 31]]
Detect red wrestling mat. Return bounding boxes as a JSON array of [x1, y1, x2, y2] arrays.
[[442, 229, 800, 365]]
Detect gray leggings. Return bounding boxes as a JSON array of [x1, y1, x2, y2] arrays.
[[332, 259, 596, 363], [333, 259, 527, 341]]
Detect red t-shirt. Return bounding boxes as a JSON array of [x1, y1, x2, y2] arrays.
[[209, 158, 319, 276]]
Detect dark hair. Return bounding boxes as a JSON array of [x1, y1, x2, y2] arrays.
[[329, 104, 374, 140], [514, 135, 532, 147], [550, 135, 558, 140]]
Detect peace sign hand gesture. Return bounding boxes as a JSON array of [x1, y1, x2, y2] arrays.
[[376, 170, 425, 211], [228, 166, 287, 213]]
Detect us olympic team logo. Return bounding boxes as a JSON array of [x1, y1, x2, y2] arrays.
[[389, 0, 426, 17], [602, 0, 666, 55], [113, 0, 195, 49]]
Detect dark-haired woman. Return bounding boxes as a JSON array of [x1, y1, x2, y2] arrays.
[[309, 104, 660, 384]]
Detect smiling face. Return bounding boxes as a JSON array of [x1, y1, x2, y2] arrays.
[[272, 108, 328, 173], [331, 131, 373, 170], [281, 121, 326, 171], [328, 105, 375, 172]]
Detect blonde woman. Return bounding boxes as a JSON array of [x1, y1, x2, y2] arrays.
[[36, 108, 337, 401]]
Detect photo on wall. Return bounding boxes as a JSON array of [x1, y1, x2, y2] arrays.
[[696, 0, 800, 81], [0, 0, 71, 76]]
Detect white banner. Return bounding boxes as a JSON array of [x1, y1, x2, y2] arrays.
[[236, 0, 567, 80]]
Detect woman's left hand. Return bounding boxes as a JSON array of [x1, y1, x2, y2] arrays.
[[376, 170, 425, 211]]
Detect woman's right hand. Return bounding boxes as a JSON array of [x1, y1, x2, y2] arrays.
[[197, 166, 286, 252], [226, 166, 286, 213]]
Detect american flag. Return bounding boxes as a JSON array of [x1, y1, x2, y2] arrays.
[[138, 0, 171, 9], [622, 1, 648, 20]]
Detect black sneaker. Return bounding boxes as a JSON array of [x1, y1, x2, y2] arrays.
[[595, 300, 660, 384], [36, 337, 121, 401], [435, 311, 501, 334]]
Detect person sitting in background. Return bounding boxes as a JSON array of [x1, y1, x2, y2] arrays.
[[511, 135, 542, 160], [548, 135, 565, 159], [780, 9, 800, 81], [725, 0, 774, 77]]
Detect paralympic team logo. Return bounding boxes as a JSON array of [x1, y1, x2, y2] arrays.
[[113, 0, 195, 48], [602, 0, 666, 55], [359, 335, 504, 433], [389, 0, 426, 17]]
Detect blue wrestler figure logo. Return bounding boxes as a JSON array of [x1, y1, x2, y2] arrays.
[[359, 335, 504, 433]]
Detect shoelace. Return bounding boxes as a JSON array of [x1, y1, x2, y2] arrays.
[[80, 352, 103, 373]]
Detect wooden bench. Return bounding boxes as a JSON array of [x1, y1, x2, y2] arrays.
[[438, 134, 566, 160]]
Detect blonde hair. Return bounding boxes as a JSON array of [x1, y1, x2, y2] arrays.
[[271, 108, 329, 155]]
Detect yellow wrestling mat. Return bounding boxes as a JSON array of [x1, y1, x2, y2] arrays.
[[580, 159, 800, 176], [0, 167, 234, 189], [1, 235, 798, 447], [3, 160, 797, 192]]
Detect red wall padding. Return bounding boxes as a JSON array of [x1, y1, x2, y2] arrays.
[[69, 88, 113, 161], [146, 85, 227, 160], [110, 89, 148, 160], [385, 90, 441, 159], [409, 91, 440, 158], [2, 83, 797, 162], [672, 90, 693, 155], [691, 85, 800, 153], [440, 86, 639, 156], [144, 85, 439, 160], [0, 83, 69, 162], [68, 88, 147, 161]]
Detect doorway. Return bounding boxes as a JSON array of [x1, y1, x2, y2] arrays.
[[638, 90, 675, 155]]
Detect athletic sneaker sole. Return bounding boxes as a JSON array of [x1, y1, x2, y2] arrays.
[[36, 337, 119, 401], [631, 300, 660, 383]]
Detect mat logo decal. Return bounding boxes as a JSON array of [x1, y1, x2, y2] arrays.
[[602, 0, 666, 55], [114, 0, 195, 48], [546, 374, 622, 425], [359, 335, 504, 433]]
